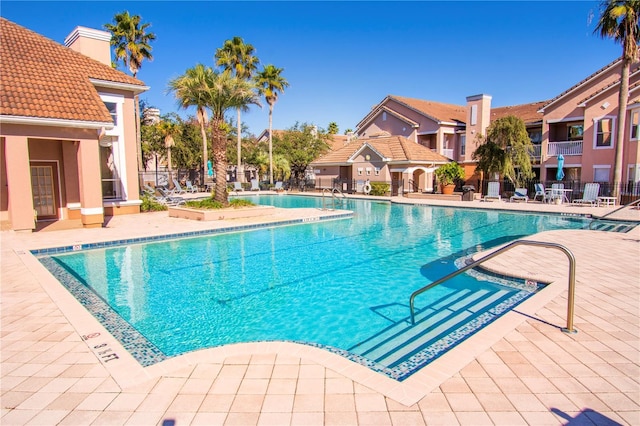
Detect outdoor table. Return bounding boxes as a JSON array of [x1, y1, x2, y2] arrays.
[[597, 196, 617, 207], [545, 188, 573, 204]]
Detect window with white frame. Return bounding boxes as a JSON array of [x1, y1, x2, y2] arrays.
[[374, 167, 380, 176], [593, 165, 610, 182], [357, 167, 363, 176], [105, 102, 118, 126], [366, 167, 372, 175], [99, 93, 125, 200], [460, 134, 466, 156], [470, 105, 477, 126], [629, 164, 640, 184], [594, 117, 614, 148], [567, 124, 583, 141], [630, 110, 639, 140]]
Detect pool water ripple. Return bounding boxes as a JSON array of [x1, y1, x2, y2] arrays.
[[39, 196, 592, 379]]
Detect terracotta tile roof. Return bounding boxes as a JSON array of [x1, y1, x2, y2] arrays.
[[313, 135, 451, 165], [490, 101, 546, 125], [0, 18, 146, 123], [576, 67, 640, 106], [328, 134, 351, 151], [391, 95, 467, 124], [538, 57, 630, 111]]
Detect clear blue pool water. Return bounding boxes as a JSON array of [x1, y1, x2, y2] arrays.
[[43, 196, 592, 379]]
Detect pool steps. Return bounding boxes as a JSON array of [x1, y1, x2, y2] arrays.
[[349, 286, 517, 370], [588, 221, 636, 232]]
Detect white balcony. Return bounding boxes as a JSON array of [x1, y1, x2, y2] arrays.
[[429, 148, 455, 159], [547, 140, 583, 156]]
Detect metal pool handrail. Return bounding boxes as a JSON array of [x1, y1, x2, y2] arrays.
[[588, 198, 640, 230], [409, 240, 577, 334], [322, 187, 347, 210]]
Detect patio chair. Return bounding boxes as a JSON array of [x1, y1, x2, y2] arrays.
[[232, 182, 243, 193], [533, 183, 547, 202], [274, 181, 285, 191], [185, 180, 198, 193], [250, 179, 261, 191], [572, 183, 600, 206], [550, 183, 566, 203], [483, 182, 501, 201], [509, 188, 528, 203]]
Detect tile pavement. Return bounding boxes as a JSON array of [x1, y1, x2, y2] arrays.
[[1, 197, 639, 425]]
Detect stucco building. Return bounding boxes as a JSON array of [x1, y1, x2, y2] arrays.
[[0, 19, 148, 231], [352, 58, 640, 198]]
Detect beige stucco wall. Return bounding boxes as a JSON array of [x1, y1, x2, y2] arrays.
[[464, 94, 492, 164]]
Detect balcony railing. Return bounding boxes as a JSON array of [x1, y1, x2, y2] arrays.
[[431, 148, 454, 159], [547, 140, 583, 156], [530, 144, 542, 158]]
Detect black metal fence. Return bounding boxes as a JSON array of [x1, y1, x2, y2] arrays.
[[476, 179, 640, 204], [140, 169, 210, 190]]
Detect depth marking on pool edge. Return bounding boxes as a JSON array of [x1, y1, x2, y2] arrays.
[[82, 332, 120, 363]]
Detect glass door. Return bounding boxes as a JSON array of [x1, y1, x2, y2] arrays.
[[30, 164, 58, 220]]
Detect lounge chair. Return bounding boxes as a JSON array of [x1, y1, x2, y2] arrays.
[[143, 185, 185, 206], [274, 181, 285, 191], [233, 182, 243, 193], [172, 179, 186, 195], [483, 182, 501, 201], [185, 180, 199, 193], [142, 184, 157, 197], [250, 179, 260, 191], [510, 188, 528, 203], [156, 187, 186, 206], [572, 183, 600, 206], [533, 183, 547, 202]]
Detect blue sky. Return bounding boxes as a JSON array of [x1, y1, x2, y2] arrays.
[[2, 1, 620, 136]]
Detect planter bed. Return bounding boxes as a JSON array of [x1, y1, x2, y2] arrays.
[[168, 205, 276, 221]]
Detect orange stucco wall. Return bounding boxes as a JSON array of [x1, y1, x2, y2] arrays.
[[541, 62, 640, 183], [0, 100, 141, 230]]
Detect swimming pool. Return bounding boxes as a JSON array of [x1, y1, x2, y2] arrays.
[[39, 196, 593, 380]]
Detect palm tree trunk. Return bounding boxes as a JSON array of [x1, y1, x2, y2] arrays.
[[198, 109, 208, 188], [237, 107, 243, 183], [268, 104, 274, 185], [612, 58, 630, 199], [212, 118, 229, 205], [167, 148, 172, 189]]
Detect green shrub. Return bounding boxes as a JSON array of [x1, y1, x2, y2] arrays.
[[185, 197, 255, 209], [370, 182, 390, 196], [229, 198, 255, 208], [434, 162, 465, 186], [140, 194, 167, 212]]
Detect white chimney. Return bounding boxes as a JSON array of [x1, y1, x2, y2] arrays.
[[65, 26, 112, 66]]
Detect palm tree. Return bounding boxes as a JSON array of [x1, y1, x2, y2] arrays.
[[206, 71, 261, 204], [215, 37, 260, 183], [595, 0, 640, 199], [167, 64, 213, 185], [104, 11, 156, 184], [158, 119, 179, 187], [254, 64, 290, 185]]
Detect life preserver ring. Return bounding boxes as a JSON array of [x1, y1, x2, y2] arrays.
[[363, 182, 372, 195]]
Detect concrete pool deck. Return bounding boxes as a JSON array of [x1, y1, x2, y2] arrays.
[[2, 196, 639, 425]]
